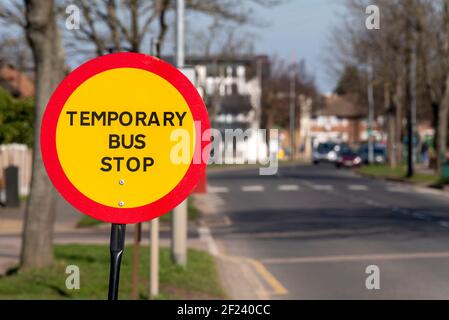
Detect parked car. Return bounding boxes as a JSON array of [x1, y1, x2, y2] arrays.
[[358, 144, 386, 164], [313, 142, 338, 164], [335, 147, 362, 168]]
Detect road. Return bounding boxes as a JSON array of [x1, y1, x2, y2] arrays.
[[207, 163, 449, 299]]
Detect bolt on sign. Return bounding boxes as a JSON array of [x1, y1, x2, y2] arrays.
[[41, 53, 210, 224]]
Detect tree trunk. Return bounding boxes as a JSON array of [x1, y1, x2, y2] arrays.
[[436, 0, 449, 173], [20, 0, 65, 269], [393, 75, 404, 166], [437, 77, 449, 173], [384, 82, 398, 167]]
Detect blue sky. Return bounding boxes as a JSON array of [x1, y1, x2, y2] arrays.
[[253, 0, 346, 93]]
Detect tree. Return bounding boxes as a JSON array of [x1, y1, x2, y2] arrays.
[[20, 0, 65, 269], [328, 0, 448, 171], [262, 57, 320, 138], [62, 0, 283, 59], [0, 87, 34, 146]]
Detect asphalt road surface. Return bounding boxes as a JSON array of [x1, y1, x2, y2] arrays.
[[207, 163, 449, 299]]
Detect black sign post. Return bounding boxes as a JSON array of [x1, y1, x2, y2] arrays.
[[108, 224, 126, 300]]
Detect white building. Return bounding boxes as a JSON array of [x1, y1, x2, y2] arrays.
[[185, 56, 269, 164]]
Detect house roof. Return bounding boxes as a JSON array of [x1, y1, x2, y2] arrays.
[[0, 64, 35, 98], [316, 94, 367, 119]]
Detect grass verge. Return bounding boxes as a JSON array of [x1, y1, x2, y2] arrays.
[[357, 164, 439, 185], [0, 244, 225, 300]]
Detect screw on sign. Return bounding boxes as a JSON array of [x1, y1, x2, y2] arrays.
[[41, 53, 210, 300]]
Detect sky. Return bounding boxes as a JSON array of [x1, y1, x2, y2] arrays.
[[253, 0, 347, 94]]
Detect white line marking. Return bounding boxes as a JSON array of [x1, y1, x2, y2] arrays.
[[242, 185, 264, 192], [312, 184, 333, 191], [387, 186, 410, 193], [198, 227, 219, 256], [261, 252, 449, 265], [208, 186, 229, 193], [277, 184, 299, 191], [348, 185, 368, 191], [414, 187, 440, 195]]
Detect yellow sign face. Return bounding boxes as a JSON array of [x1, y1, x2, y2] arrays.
[[56, 68, 195, 208]]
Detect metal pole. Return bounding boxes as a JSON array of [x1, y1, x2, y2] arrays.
[[289, 67, 295, 160], [172, 0, 188, 266], [176, 0, 185, 68], [255, 58, 263, 161], [108, 224, 126, 300], [150, 218, 160, 297], [131, 223, 141, 300], [147, 38, 161, 299], [172, 199, 187, 265], [367, 59, 375, 164]]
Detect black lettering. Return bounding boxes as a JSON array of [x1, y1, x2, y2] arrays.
[[135, 134, 146, 149], [143, 157, 154, 171], [147, 112, 160, 126], [80, 111, 90, 126], [109, 134, 120, 149], [175, 112, 187, 126], [67, 111, 77, 126], [127, 157, 140, 172], [121, 134, 134, 149], [119, 112, 132, 126], [108, 112, 119, 125], [164, 112, 175, 126], [114, 157, 124, 171], [136, 112, 147, 126], [92, 111, 106, 126], [100, 157, 112, 172]]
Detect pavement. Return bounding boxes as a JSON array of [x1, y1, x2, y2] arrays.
[[204, 163, 449, 299]]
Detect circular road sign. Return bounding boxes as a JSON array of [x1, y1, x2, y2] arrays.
[[41, 52, 210, 224]]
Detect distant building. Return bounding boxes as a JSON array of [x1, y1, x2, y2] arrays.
[[309, 94, 383, 147], [0, 63, 34, 98], [185, 55, 269, 163]]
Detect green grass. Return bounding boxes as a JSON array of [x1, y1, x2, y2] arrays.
[[357, 164, 439, 185], [76, 215, 104, 228], [77, 198, 201, 228], [0, 244, 225, 300]]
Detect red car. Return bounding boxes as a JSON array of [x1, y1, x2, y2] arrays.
[[336, 149, 362, 168]]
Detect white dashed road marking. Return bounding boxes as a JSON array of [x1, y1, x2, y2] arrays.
[[208, 186, 229, 193], [278, 184, 300, 191], [198, 226, 219, 256], [387, 186, 410, 193], [348, 185, 369, 191], [312, 185, 333, 191], [242, 185, 264, 192]]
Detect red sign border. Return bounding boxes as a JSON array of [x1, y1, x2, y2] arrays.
[[41, 52, 210, 224]]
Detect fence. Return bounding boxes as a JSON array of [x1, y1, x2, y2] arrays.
[[0, 144, 32, 197]]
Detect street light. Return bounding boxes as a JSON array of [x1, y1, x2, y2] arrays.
[[367, 58, 375, 165], [289, 65, 296, 160]]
